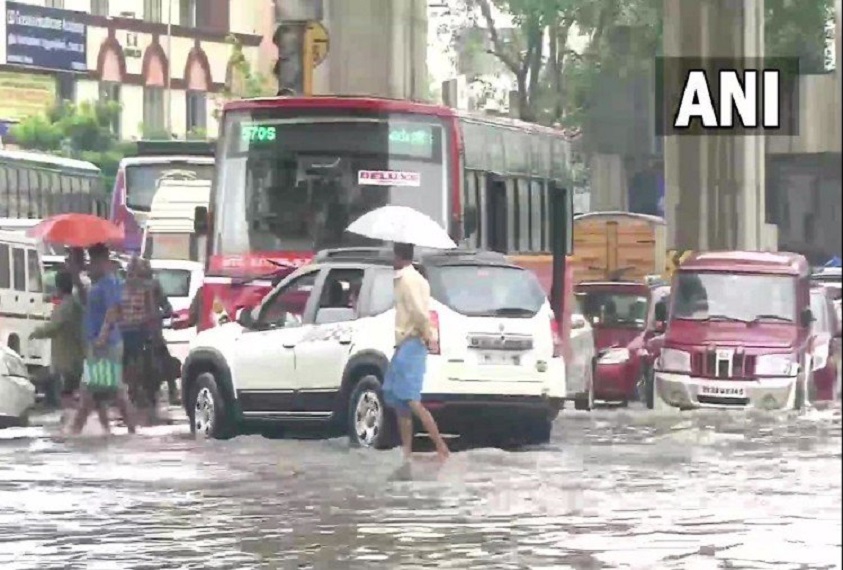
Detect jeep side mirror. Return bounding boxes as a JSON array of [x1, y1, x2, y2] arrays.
[[799, 308, 813, 328], [236, 307, 255, 328], [194, 205, 209, 234]]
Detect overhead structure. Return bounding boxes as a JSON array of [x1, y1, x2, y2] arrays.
[[661, 0, 776, 251]]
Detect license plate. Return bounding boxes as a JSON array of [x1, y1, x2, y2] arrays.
[[699, 384, 746, 398], [479, 352, 521, 366]]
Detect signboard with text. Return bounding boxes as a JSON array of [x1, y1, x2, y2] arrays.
[[5, 1, 87, 73], [0, 70, 57, 122]]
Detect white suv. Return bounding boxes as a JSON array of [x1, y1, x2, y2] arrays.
[[182, 248, 567, 448]]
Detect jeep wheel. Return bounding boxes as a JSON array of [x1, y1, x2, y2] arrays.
[[189, 373, 235, 440], [348, 375, 397, 449]]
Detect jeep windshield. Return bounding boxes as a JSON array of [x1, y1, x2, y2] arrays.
[[428, 265, 546, 317], [672, 272, 797, 323]]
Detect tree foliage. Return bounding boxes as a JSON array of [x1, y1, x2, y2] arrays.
[[213, 35, 274, 119], [446, 0, 832, 126], [10, 100, 135, 191]]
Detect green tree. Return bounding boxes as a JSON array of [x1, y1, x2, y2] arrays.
[[450, 0, 832, 126], [10, 100, 135, 192]]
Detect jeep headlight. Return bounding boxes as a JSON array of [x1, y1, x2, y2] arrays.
[[2, 352, 28, 377], [658, 348, 691, 373], [599, 348, 630, 365], [756, 353, 797, 376]]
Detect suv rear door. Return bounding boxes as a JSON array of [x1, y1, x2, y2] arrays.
[[426, 263, 553, 384]]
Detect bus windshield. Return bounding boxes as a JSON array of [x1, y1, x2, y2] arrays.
[[213, 112, 448, 257], [125, 162, 215, 212]]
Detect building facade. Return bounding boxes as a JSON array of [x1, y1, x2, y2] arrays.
[[0, 0, 264, 140]]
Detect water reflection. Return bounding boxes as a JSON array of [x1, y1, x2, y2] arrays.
[[0, 406, 839, 569]]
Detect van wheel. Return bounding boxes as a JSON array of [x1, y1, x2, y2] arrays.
[[188, 372, 236, 440], [348, 375, 397, 450]]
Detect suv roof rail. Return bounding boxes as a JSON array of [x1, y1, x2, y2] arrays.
[[314, 247, 510, 266]]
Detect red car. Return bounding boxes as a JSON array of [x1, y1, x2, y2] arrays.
[[808, 285, 841, 402], [576, 281, 670, 406]]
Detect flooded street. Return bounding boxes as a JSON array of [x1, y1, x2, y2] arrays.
[[0, 407, 840, 569]]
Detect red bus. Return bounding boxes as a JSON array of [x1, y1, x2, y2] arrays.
[[195, 96, 577, 342]]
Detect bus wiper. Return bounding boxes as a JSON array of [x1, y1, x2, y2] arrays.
[[492, 307, 536, 317], [704, 314, 749, 323], [749, 314, 793, 324]]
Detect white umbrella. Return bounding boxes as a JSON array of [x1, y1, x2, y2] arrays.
[[346, 206, 457, 249]]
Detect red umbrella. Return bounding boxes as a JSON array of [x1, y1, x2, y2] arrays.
[[27, 214, 124, 248]]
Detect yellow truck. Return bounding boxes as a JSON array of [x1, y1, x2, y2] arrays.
[[571, 211, 672, 284]]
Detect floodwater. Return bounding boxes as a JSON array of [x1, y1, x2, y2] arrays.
[[0, 406, 840, 569]]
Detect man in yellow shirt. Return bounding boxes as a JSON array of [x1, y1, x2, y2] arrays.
[[383, 242, 450, 462]]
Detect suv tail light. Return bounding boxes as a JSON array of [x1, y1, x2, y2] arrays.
[[550, 317, 562, 358], [428, 310, 441, 354]]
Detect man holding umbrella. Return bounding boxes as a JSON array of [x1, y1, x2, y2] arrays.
[[383, 242, 450, 462]]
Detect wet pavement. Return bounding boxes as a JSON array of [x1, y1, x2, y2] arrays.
[[0, 405, 840, 569]]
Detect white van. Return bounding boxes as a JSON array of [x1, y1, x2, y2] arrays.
[[141, 179, 211, 263], [0, 231, 50, 370]]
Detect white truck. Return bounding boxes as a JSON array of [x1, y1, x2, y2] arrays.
[[141, 178, 211, 263]]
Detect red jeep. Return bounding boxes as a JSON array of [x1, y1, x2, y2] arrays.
[[576, 281, 670, 405]]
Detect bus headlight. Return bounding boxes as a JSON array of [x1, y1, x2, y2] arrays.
[[756, 353, 797, 376], [658, 348, 691, 373]]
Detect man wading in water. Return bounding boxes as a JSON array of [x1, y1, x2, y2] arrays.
[[71, 244, 137, 436], [382, 242, 450, 463]]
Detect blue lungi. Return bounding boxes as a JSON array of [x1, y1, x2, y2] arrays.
[[383, 337, 428, 416]]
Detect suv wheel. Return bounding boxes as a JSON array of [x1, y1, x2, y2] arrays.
[[189, 372, 235, 439], [518, 416, 553, 446], [348, 375, 397, 449]]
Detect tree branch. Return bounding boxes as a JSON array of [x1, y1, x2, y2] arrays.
[[476, 0, 521, 75]]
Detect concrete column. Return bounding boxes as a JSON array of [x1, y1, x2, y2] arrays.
[[662, 0, 768, 251], [320, 0, 426, 99], [590, 154, 627, 211]]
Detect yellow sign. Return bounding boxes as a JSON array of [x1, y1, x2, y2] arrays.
[[0, 71, 57, 123], [307, 21, 330, 67]]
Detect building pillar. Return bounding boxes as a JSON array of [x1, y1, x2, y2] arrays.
[[590, 154, 627, 211], [662, 0, 769, 251]]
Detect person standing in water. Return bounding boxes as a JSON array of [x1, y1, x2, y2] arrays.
[[71, 243, 137, 436], [29, 270, 84, 425], [382, 242, 449, 462]]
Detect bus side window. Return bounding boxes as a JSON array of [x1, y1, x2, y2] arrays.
[[517, 178, 531, 251], [530, 180, 545, 252], [0, 244, 10, 288], [27, 169, 40, 217], [10, 168, 21, 218], [0, 166, 7, 216], [12, 247, 26, 292], [26, 249, 42, 293], [485, 175, 507, 254], [505, 178, 518, 252], [463, 170, 480, 248], [60, 175, 72, 212]]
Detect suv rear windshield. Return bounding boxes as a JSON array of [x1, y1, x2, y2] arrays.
[[427, 265, 546, 317]]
